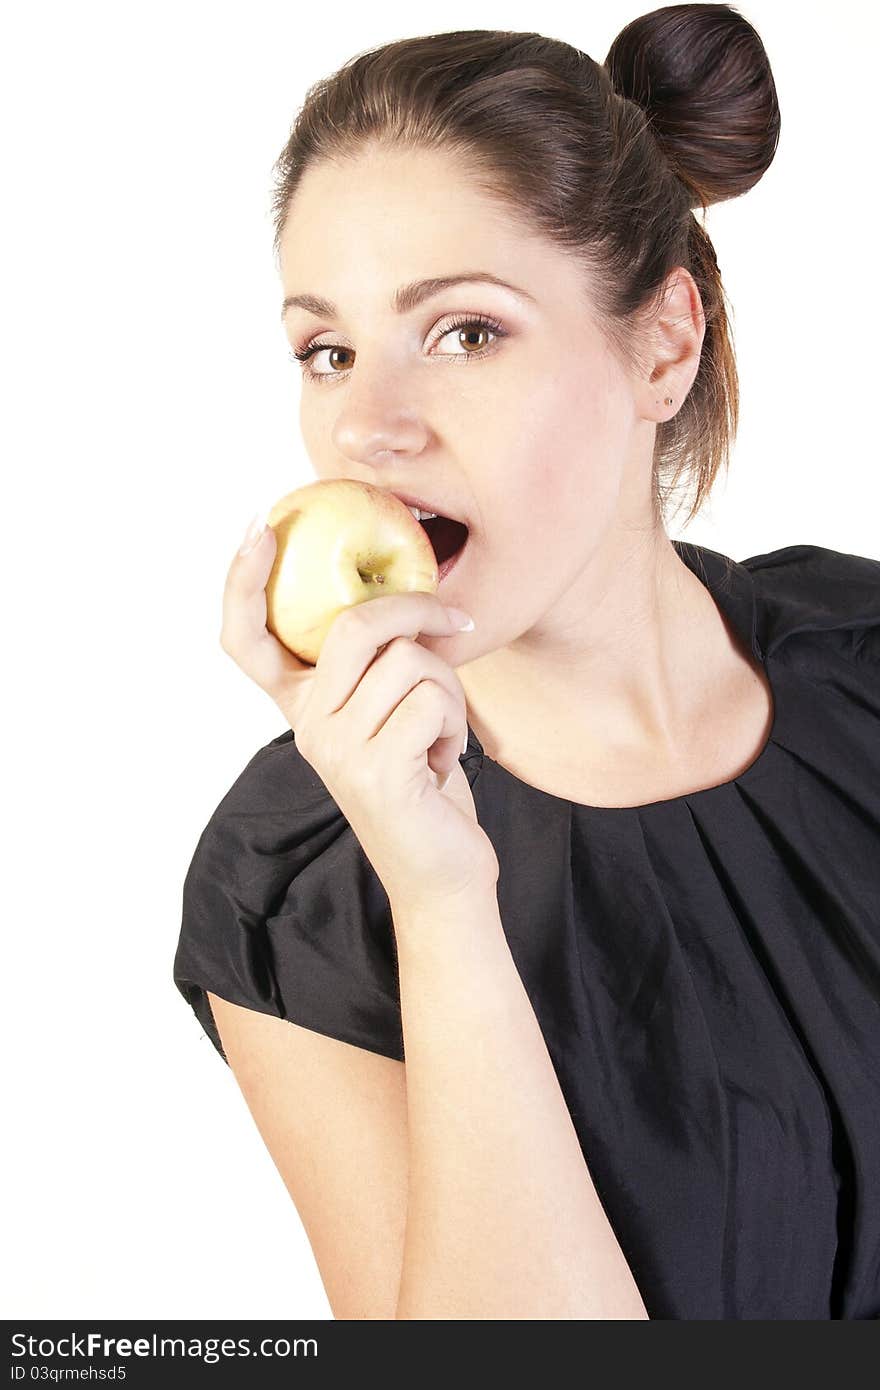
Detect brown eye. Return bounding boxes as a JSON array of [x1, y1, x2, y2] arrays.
[[290, 343, 354, 378], [456, 325, 491, 352], [432, 312, 506, 360], [325, 347, 352, 372]]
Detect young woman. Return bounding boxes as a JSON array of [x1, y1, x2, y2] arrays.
[[173, 10, 880, 1320]]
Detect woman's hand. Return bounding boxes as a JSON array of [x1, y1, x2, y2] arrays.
[[220, 521, 500, 913]]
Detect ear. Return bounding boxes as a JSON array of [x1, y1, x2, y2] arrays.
[[635, 266, 705, 422]]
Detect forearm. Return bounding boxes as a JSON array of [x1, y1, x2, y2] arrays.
[[391, 884, 649, 1320]]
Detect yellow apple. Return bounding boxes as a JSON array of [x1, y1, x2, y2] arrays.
[[264, 479, 440, 665]]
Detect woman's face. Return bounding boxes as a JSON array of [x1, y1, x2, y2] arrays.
[[278, 143, 661, 663]]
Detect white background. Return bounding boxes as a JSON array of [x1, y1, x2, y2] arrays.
[[4, 0, 877, 1318]]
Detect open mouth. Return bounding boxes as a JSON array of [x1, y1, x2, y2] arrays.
[[419, 515, 469, 571]]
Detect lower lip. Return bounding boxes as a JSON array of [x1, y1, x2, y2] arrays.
[[438, 534, 468, 585]]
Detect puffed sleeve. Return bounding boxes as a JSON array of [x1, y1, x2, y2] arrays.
[[173, 728, 405, 1064], [744, 542, 880, 677]]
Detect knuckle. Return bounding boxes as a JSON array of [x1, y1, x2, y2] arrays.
[[324, 606, 368, 654], [407, 677, 441, 712], [384, 634, 417, 661], [340, 604, 373, 638]]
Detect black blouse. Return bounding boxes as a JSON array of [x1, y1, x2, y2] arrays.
[[173, 539, 880, 1320]]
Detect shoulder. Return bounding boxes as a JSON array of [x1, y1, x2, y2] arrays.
[[741, 543, 880, 666]]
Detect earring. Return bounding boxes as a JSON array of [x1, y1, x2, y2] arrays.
[[659, 395, 673, 406]]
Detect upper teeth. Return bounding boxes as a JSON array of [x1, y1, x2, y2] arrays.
[[408, 506, 438, 520]]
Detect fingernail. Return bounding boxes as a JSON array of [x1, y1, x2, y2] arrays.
[[444, 606, 475, 631], [461, 728, 469, 757], [239, 511, 268, 556]]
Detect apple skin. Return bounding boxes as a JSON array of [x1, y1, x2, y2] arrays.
[[264, 479, 440, 666]]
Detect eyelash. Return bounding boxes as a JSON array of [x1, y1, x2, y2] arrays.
[[288, 311, 507, 385]]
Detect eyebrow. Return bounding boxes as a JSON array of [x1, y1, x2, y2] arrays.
[[280, 271, 536, 322]]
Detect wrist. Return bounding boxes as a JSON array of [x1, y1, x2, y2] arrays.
[[390, 877, 502, 947]]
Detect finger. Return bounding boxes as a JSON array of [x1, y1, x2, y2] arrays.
[[313, 591, 473, 716], [338, 634, 466, 774], [375, 677, 466, 784], [220, 524, 313, 710]]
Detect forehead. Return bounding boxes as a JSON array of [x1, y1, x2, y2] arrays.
[[278, 145, 568, 299]]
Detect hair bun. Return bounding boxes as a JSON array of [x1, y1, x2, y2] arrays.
[[604, 2, 781, 208]]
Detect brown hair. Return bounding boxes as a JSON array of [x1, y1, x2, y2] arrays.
[[270, 6, 781, 529]]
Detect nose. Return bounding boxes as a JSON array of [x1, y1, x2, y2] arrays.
[[330, 362, 430, 468], [331, 412, 428, 467]]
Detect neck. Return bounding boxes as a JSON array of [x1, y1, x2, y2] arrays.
[[457, 533, 728, 768]]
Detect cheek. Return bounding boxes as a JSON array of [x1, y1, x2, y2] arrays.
[[483, 479, 588, 604], [488, 374, 622, 558], [497, 345, 623, 472]]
